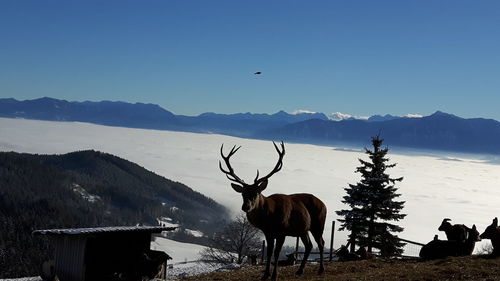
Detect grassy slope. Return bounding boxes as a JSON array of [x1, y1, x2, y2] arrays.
[[180, 256, 500, 281]]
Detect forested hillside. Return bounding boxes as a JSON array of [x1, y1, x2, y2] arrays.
[[0, 150, 229, 278]]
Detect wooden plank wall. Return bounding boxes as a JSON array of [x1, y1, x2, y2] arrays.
[[54, 236, 87, 281]]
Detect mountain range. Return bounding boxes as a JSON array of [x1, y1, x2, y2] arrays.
[[0, 97, 329, 137], [2, 97, 500, 154], [258, 111, 500, 154]]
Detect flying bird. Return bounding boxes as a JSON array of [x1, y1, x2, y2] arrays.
[[254, 72, 262, 75]]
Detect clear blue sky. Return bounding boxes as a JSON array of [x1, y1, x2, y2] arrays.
[[1, 0, 499, 119]]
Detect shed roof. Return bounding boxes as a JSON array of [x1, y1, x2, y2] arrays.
[[33, 225, 176, 236]]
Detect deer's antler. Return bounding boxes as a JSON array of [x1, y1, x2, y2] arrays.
[[219, 144, 247, 185], [254, 141, 285, 185]]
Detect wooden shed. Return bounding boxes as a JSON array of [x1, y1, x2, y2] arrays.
[[33, 226, 175, 281]]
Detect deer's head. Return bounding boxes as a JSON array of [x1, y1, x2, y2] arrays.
[[438, 218, 452, 231], [468, 225, 481, 242], [480, 217, 499, 240], [219, 141, 285, 212]]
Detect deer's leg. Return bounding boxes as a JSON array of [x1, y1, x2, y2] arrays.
[[312, 233, 325, 274], [271, 236, 285, 281], [296, 233, 312, 276], [262, 236, 274, 280]]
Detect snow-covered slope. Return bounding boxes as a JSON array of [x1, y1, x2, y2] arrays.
[[151, 237, 206, 264], [2, 118, 500, 251]]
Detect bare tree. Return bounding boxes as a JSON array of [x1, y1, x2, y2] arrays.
[[201, 214, 261, 264]]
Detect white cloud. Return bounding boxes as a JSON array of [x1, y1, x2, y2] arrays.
[[405, 113, 423, 118], [291, 109, 317, 115]]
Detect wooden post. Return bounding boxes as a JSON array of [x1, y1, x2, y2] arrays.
[[329, 221, 335, 261], [163, 260, 167, 280], [261, 240, 266, 264], [295, 236, 300, 263]]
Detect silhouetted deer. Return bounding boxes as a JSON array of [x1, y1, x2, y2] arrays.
[[480, 217, 500, 256], [438, 218, 468, 242], [272, 253, 296, 266], [420, 225, 480, 260], [335, 245, 373, 262], [355, 247, 374, 260], [220, 142, 327, 281], [335, 245, 361, 262]]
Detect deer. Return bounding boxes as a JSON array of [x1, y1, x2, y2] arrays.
[[419, 225, 481, 260], [480, 217, 500, 256], [438, 218, 468, 242], [335, 245, 361, 262], [273, 253, 296, 266], [219, 141, 327, 281]]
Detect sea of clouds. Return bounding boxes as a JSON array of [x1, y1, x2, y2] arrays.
[[1, 118, 500, 253]]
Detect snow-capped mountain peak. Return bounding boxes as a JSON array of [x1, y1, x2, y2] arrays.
[[328, 112, 369, 121], [329, 111, 423, 122]]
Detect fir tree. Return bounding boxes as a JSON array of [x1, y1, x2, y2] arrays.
[[336, 135, 406, 257]]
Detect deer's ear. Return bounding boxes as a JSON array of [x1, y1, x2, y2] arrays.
[[257, 179, 268, 192], [231, 183, 244, 193], [494, 218, 498, 227]]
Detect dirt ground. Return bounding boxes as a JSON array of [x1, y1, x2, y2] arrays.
[[180, 256, 500, 281]]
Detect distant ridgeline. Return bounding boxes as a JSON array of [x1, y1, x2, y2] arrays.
[[256, 111, 500, 155], [0, 97, 329, 137], [2, 97, 500, 154], [0, 150, 229, 278]]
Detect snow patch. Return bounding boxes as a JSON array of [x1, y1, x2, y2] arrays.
[[150, 237, 206, 264], [157, 217, 179, 228], [328, 112, 353, 121], [71, 183, 101, 203], [215, 263, 241, 271], [162, 262, 241, 280], [185, 229, 204, 238], [328, 112, 369, 121]]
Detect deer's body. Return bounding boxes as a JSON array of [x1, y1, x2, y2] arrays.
[[247, 193, 326, 236], [420, 224, 480, 260], [219, 142, 327, 281], [245, 192, 326, 280]]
